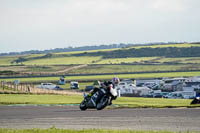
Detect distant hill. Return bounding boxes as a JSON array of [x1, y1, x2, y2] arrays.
[[74, 45, 200, 58], [0, 42, 190, 56], [9, 43, 200, 65], [0, 43, 130, 56]]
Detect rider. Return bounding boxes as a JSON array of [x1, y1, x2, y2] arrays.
[[102, 77, 120, 89], [88, 77, 120, 105], [109, 77, 120, 104], [111, 77, 120, 89]]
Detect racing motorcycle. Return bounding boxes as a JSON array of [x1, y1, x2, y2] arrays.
[[190, 96, 200, 104], [80, 83, 118, 110]]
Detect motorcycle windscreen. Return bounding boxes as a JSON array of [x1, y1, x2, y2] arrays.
[[90, 92, 99, 107]]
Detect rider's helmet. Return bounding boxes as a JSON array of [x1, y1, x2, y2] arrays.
[[112, 77, 120, 86]]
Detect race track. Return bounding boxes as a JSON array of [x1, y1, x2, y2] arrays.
[[0, 106, 200, 131]]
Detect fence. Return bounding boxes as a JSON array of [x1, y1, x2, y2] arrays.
[[0, 81, 81, 95]]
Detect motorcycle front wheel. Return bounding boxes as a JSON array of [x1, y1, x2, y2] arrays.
[[96, 95, 109, 110], [190, 98, 200, 104], [80, 100, 87, 111]]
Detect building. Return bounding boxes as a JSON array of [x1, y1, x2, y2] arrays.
[[132, 86, 151, 96], [162, 79, 183, 92], [117, 79, 135, 94]]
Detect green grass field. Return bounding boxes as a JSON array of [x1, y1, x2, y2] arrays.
[[0, 94, 82, 105], [0, 128, 197, 133], [156, 57, 200, 64], [1, 63, 200, 75], [113, 97, 196, 108], [0, 56, 18, 65], [24, 65, 61, 72], [1, 128, 196, 133], [23, 56, 102, 65], [0, 94, 199, 108], [69, 64, 200, 74], [0, 65, 77, 74], [96, 57, 158, 64]]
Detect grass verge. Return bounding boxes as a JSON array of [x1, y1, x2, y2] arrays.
[[0, 94, 200, 108], [113, 97, 200, 108], [0, 128, 198, 133], [0, 94, 82, 105]]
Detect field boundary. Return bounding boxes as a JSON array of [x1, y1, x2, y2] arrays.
[[0, 81, 82, 95]]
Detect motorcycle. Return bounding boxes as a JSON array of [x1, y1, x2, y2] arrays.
[[190, 96, 200, 104], [80, 83, 118, 110]]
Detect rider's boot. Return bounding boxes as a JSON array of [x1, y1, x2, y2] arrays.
[[108, 98, 112, 105]]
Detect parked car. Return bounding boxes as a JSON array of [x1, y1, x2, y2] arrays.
[[144, 82, 160, 90], [153, 93, 163, 98], [70, 81, 79, 89], [146, 90, 168, 98], [160, 92, 169, 97], [137, 83, 145, 87], [146, 93, 154, 98], [37, 83, 63, 90], [37, 83, 57, 89], [164, 92, 183, 99], [55, 86, 64, 90]]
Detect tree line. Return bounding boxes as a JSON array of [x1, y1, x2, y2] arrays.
[[0, 42, 192, 56], [74, 46, 200, 58]]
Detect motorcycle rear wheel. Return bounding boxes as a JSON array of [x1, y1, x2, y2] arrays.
[[80, 100, 87, 111], [96, 96, 109, 110]]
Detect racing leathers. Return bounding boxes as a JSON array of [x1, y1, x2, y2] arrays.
[[88, 81, 117, 105]]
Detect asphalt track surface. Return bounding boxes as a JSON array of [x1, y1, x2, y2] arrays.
[[0, 106, 200, 131]]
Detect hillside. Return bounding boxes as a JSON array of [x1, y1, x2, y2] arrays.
[[5, 43, 200, 65], [0, 42, 196, 57], [73, 44, 200, 58], [1, 43, 200, 78]]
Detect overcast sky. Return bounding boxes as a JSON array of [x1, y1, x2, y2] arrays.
[[0, 0, 200, 53]]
